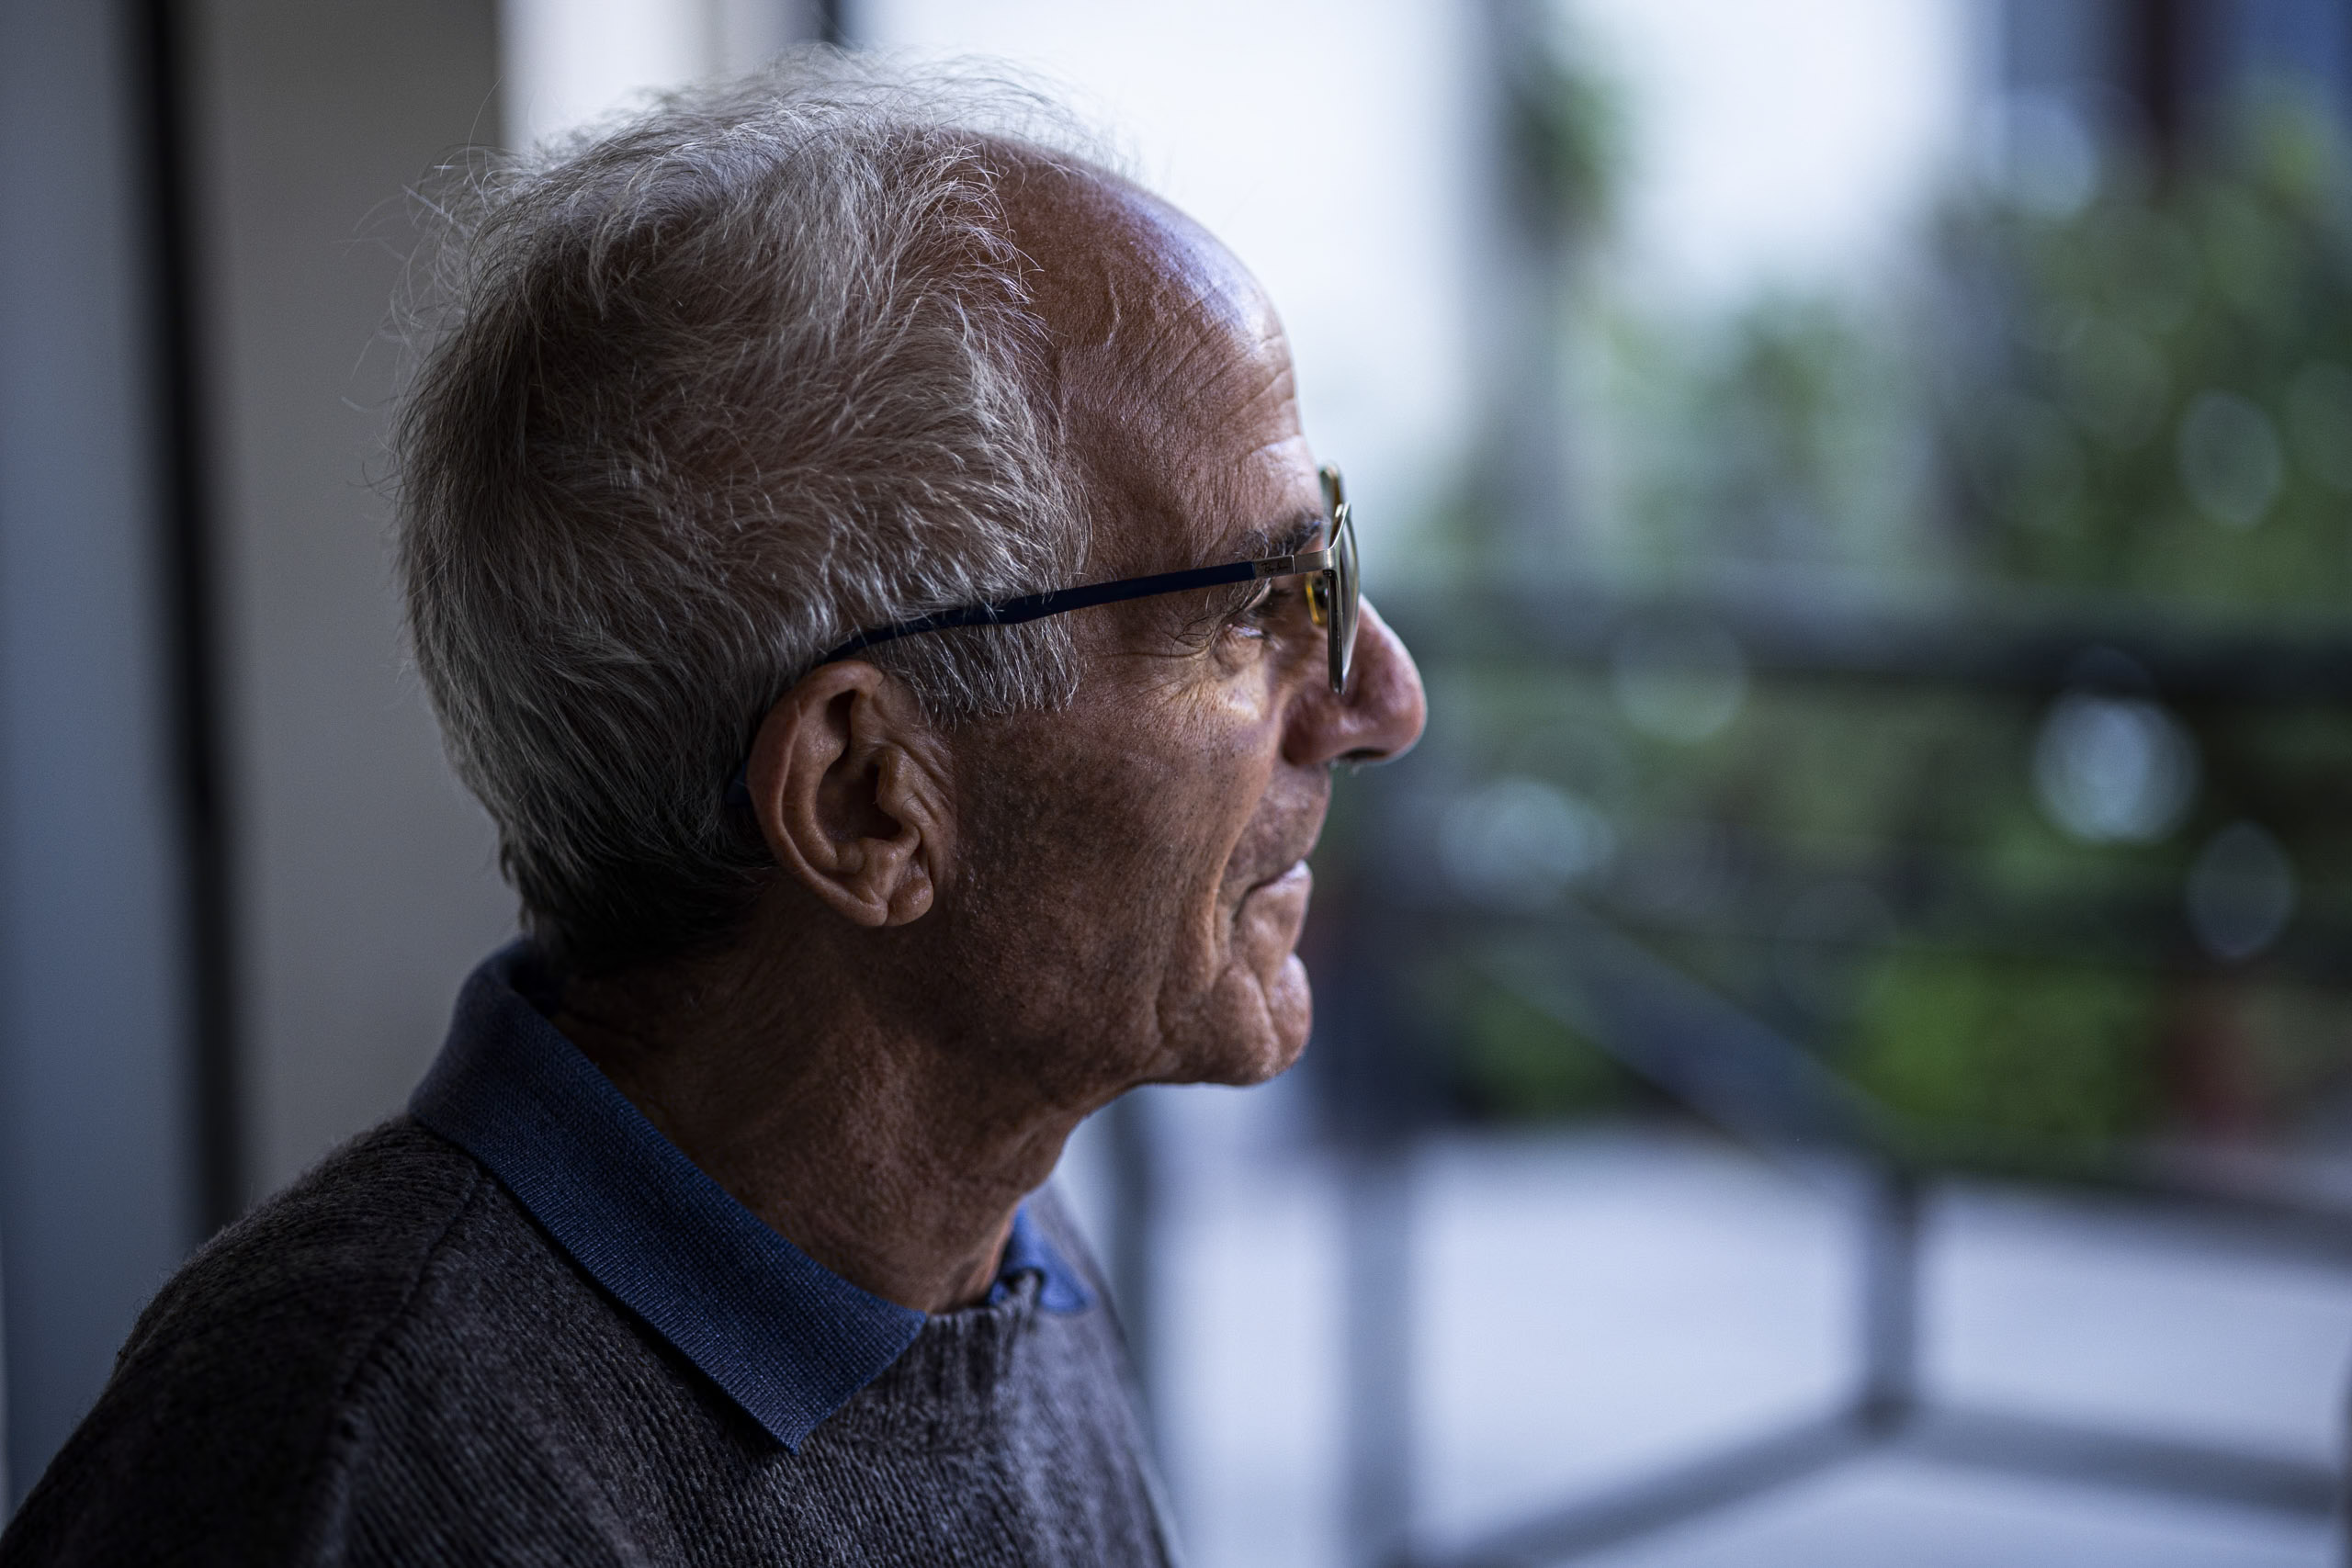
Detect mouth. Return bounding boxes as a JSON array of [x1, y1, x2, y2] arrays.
[[1249, 859, 1312, 897], [1232, 858, 1315, 955]]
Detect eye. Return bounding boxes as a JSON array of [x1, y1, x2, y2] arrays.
[[1226, 581, 1290, 637]]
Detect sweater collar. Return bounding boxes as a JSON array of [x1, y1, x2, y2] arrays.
[[410, 941, 1091, 1451]]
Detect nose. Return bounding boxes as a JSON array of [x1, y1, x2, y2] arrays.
[[1285, 598, 1427, 768]]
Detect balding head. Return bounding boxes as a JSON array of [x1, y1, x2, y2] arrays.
[[998, 159, 1310, 570]]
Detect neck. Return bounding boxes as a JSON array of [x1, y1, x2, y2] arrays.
[[554, 921, 1095, 1314]]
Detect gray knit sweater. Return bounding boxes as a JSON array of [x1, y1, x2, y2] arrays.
[[1, 953, 1180, 1566]]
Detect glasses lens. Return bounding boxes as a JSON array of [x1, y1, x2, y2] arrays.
[[1329, 507, 1359, 694], [1318, 465, 1360, 694], [1305, 571, 1332, 629]]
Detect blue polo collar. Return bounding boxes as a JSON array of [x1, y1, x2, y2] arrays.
[[410, 942, 1091, 1451]]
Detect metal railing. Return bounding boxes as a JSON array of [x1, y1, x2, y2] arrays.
[[1319, 903, 2344, 1566]]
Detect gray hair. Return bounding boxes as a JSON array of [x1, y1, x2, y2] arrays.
[[396, 53, 1100, 976]]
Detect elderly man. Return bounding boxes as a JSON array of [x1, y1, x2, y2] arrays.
[[0, 55, 1422, 1567]]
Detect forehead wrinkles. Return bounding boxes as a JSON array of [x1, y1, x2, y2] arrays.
[[998, 159, 1301, 564]]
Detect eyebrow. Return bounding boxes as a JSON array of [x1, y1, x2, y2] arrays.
[[1225, 509, 1325, 563]]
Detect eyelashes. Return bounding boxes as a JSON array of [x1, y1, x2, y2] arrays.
[[1170, 581, 1295, 660], [1214, 583, 1291, 649]]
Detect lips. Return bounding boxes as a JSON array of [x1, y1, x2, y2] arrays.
[[1237, 861, 1314, 939], [1228, 856, 1312, 931], [1251, 859, 1311, 897]]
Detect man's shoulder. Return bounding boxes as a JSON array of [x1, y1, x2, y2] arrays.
[[131, 1117, 491, 1355], [0, 1119, 591, 1565]]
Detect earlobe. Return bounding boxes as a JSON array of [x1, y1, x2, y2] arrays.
[[742, 664, 956, 929]]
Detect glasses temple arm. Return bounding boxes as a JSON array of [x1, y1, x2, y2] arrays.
[[813, 557, 1325, 666]]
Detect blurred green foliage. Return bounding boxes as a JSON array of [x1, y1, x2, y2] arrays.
[[1395, 655, 2352, 1159], [1397, 53, 2352, 1174], [1503, 6, 1628, 235], [1937, 97, 2352, 606], [1586, 294, 1935, 590], [1429, 959, 1637, 1122], [1848, 950, 2161, 1168]]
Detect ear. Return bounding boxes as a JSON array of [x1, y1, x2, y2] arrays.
[[743, 663, 956, 928]]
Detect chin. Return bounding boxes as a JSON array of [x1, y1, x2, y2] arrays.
[[1173, 955, 1314, 1088], [1198, 1036, 1306, 1089], [1178, 1048, 1300, 1091]]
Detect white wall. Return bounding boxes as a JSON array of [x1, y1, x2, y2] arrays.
[[186, 0, 522, 1201]]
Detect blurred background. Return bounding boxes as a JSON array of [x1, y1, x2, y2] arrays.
[[6, 0, 2352, 1562]]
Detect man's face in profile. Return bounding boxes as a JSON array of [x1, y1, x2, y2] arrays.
[[936, 173, 1426, 1104]]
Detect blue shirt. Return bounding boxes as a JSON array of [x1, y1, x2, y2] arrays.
[[409, 942, 1091, 1451]]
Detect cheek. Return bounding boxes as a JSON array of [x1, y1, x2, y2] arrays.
[[947, 671, 1310, 1083], [951, 705, 1247, 1020]]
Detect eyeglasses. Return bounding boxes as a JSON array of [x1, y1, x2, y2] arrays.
[[815, 462, 1362, 695]]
